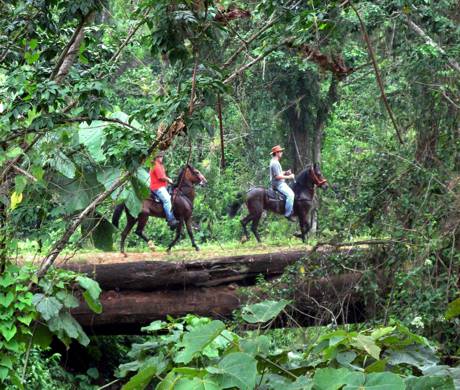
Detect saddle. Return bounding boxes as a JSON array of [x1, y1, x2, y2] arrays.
[[266, 187, 286, 202]]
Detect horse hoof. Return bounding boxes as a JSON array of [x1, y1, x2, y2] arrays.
[[148, 240, 156, 252], [194, 246, 200, 252], [241, 236, 249, 244], [122, 252, 127, 258]]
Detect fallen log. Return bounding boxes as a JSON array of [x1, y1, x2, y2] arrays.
[[63, 250, 311, 291], [73, 271, 387, 334]]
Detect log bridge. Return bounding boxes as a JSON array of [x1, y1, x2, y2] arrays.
[[67, 249, 384, 334]]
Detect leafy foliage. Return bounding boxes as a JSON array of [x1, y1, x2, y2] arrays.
[[117, 303, 458, 389]]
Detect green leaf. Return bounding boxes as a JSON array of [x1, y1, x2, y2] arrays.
[[0, 291, 14, 307], [122, 365, 156, 390], [56, 291, 80, 309], [0, 324, 17, 342], [405, 375, 455, 390], [386, 345, 438, 372], [371, 326, 396, 340], [240, 335, 271, 356], [287, 375, 314, 390], [175, 377, 220, 390], [77, 276, 101, 301], [122, 185, 142, 216], [207, 352, 257, 390], [79, 121, 107, 162], [445, 297, 460, 320], [47, 311, 90, 346], [6, 147, 22, 159], [141, 320, 168, 333], [49, 152, 76, 179], [82, 290, 102, 314], [0, 273, 15, 288], [156, 371, 181, 390], [241, 299, 290, 323], [0, 367, 8, 382], [0, 354, 12, 369], [175, 320, 225, 364], [313, 368, 364, 390], [351, 334, 381, 360], [14, 175, 27, 193], [344, 372, 405, 390], [32, 294, 63, 321]]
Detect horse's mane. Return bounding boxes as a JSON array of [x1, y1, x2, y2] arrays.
[[174, 167, 185, 187], [295, 164, 313, 186]]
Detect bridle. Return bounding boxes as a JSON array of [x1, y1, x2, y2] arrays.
[[310, 167, 328, 187]]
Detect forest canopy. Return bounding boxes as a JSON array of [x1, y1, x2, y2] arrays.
[[0, 0, 459, 388]]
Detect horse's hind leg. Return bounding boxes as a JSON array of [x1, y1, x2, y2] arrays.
[[134, 212, 150, 243], [185, 218, 199, 251], [167, 219, 183, 253], [240, 214, 252, 243], [251, 213, 263, 243], [120, 213, 137, 256]]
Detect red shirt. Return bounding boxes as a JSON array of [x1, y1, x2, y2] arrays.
[[150, 162, 167, 191]]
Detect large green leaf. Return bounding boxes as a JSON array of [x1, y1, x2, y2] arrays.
[[349, 372, 405, 390], [405, 375, 455, 390], [79, 121, 107, 162], [32, 293, 63, 321], [241, 299, 290, 323], [313, 368, 364, 390], [207, 352, 257, 390], [47, 311, 90, 346], [445, 297, 460, 320], [121, 185, 142, 216], [175, 320, 226, 364], [351, 334, 381, 360], [48, 151, 77, 179], [77, 276, 102, 301], [175, 377, 220, 390], [386, 345, 438, 372], [122, 365, 156, 390]]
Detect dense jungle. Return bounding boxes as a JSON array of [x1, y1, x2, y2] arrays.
[[0, 0, 459, 389]]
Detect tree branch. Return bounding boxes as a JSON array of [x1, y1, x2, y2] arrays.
[[223, 40, 290, 84], [405, 16, 460, 75], [349, 2, 404, 144]]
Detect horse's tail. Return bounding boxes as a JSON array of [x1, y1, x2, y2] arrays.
[[228, 192, 246, 218], [112, 203, 125, 228]]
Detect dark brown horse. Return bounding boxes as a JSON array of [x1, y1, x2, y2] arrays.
[[228, 163, 328, 242], [112, 164, 207, 254]]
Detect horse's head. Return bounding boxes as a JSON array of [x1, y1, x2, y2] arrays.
[[310, 163, 328, 190], [296, 163, 329, 190], [184, 164, 208, 186]]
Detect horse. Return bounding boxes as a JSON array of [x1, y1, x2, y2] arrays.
[[228, 163, 329, 243], [112, 164, 207, 255]]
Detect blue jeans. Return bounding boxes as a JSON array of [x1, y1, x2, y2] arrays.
[[275, 182, 295, 217], [153, 187, 175, 221]]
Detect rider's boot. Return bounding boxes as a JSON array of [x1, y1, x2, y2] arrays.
[[285, 214, 296, 222], [167, 217, 180, 229]]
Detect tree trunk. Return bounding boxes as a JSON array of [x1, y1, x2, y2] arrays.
[[62, 250, 316, 291], [72, 270, 386, 334]]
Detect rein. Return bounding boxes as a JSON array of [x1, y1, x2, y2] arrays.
[[310, 168, 327, 187]]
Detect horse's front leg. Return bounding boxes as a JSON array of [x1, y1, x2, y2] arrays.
[[185, 218, 199, 251], [298, 212, 310, 243], [167, 219, 183, 253], [134, 212, 150, 243]]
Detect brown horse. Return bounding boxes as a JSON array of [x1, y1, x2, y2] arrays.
[[112, 164, 207, 254], [228, 163, 328, 243]]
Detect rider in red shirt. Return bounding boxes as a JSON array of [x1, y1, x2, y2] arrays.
[[150, 152, 179, 229]]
